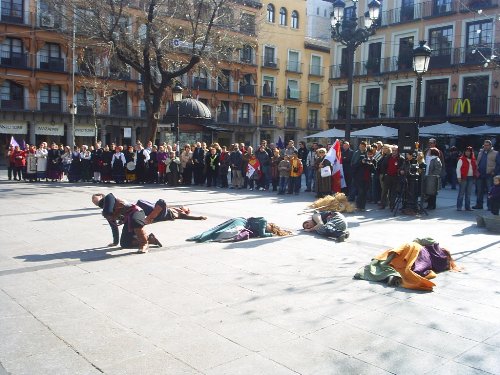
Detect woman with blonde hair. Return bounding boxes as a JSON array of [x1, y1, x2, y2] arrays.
[[314, 148, 332, 198], [180, 143, 193, 185]]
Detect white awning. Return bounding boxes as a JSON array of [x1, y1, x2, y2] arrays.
[[35, 123, 64, 136], [0, 122, 28, 134]]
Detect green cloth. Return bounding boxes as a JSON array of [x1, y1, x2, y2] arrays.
[[413, 237, 437, 246], [353, 253, 401, 282]]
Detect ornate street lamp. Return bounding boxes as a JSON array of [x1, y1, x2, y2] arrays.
[[412, 40, 432, 148], [172, 84, 183, 150], [330, 0, 380, 140]]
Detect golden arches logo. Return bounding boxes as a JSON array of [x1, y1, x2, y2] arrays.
[[453, 98, 471, 115]]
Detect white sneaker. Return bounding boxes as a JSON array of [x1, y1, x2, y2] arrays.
[[259, 187, 265, 191]]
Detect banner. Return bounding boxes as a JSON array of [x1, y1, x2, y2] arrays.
[[35, 123, 64, 136], [0, 123, 28, 134], [75, 125, 96, 137], [325, 139, 346, 193]]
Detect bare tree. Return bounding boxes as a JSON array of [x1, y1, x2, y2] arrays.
[[52, 0, 258, 142]]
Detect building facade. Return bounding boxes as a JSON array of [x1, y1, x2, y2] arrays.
[[327, 0, 500, 135]]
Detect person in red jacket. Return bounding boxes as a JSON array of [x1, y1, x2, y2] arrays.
[[12, 145, 26, 181], [456, 146, 477, 211]]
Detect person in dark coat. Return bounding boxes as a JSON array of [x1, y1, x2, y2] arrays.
[[47, 142, 63, 181], [341, 141, 354, 198], [91, 141, 104, 183], [205, 147, 220, 187], [135, 142, 150, 184], [68, 146, 82, 182], [314, 148, 332, 198]]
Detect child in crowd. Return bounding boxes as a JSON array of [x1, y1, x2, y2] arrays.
[[277, 155, 291, 195], [488, 175, 500, 215]]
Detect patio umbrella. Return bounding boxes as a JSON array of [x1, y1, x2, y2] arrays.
[[419, 121, 470, 136], [474, 126, 500, 135], [350, 124, 398, 138], [304, 128, 345, 138]]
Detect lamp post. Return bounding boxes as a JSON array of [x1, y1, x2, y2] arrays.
[[172, 84, 183, 151], [330, 0, 381, 140], [412, 40, 432, 150]]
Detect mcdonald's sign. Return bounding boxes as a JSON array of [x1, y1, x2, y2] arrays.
[[454, 98, 471, 115]]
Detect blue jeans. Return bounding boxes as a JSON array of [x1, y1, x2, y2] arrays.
[[305, 166, 315, 191], [279, 177, 289, 193], [475, 174, 493, 209], [457, 176, 474, 210]]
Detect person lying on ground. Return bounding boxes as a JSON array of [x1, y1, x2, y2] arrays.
[[135, 198, 207, 224], [186, 216, 292, 243], [302, 211, 349, 242]]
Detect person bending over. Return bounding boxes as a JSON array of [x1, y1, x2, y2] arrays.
[[91, 193, 162, 253]]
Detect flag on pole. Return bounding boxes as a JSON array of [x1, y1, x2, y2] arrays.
[[325, 139, 346, 193], [276, 136, 284, 150], [9, 136, 19, 148]]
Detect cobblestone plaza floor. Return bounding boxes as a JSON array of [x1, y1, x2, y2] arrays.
[[0, 178, 499, 374]]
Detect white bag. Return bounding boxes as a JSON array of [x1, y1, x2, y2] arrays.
[[320, 166, 332, 177]]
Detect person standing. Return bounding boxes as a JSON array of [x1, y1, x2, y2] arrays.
[[180, 144, 193, 185], [305, 142, 318, 192], [353, 145, 375, 211], [7, 145, 15, 180], [379, 146, 404, 210], [255, 144, 271, 190], [205, 146, 220, 187], [342, 141, 354, 199], [135, 142, 150, 184], [80, 145, 92, 182], [473, 140, 500, 210], [270, 148, 282, 192], [456, 146, 477, 211], [230, 143, 243, 189], [68, 146, 82, 182], [288, 151, 304, 195], [35, 142, 48, 181], [424, 148, 443, 210], [111, 146, 126, 184], [12, 145, 26, 181], [278, 155, 291, 195], [488, 175, 500, 215], [91, 141, 104, 183], [47, 142, 63, 181], [218, 146, 230, 188], [192, 142, 205, 185], [314, 148, 332, 198]]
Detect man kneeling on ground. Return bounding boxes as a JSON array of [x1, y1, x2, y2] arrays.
[[302, 211, 349, 242]]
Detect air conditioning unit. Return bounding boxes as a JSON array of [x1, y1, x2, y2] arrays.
[[40, 13, 55, 28]]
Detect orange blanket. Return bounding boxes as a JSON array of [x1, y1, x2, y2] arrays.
[[375, 242, 436, 291]]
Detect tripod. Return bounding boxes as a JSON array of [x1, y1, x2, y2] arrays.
[[392, 174, 428, 216], [392, 177, 408, 217]]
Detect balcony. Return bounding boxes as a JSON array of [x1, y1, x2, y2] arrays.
[[239, 84, 255, 96], [429, 50, 452, 69], [285, 88, 301, 101], [285, 118, 301, 128], [0, 9, 28, 24], [39, 56, 66, 72], [0, 95, 24, 110], [309, 65, 324, 77], [286, 61, 302, 73], [217, 112, 230, 123], [77, 103, 94, 115], [261, 56, 279, 69], [238, 117, 251, 125], [307, 119, 324, 130], [308, 93, 323, 104], [261, 85, 278, 98], [258, 116, 278, 127], [193, 77, 209, 90], [0, 51, 28, 68], [110, 105, 129, 117], [40, 101, 64, 113]]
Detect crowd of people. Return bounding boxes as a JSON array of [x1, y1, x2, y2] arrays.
[[6, 137, 500, 215]]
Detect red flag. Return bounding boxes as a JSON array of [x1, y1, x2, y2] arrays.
[[325, 139, 346, 193]]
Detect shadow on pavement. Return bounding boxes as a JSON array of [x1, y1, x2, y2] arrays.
[[14, 246, 137, 263]]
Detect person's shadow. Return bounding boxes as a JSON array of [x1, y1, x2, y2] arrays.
[[14, 246, 137, 263]]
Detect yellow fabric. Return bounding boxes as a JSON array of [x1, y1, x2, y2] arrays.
[[374, 242, 436, 291]]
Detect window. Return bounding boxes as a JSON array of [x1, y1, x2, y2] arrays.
[[279, 7, 287, 25], [40, 85, 61, 112], [264, 46, 277, 67], [466, 20, 493, 63], [308, 110, 319, 128], [38, 0, 62, 29], [39, 43, 64, 72], [241, 45, 253, 64], [77, 89, 94, 115], [262, 105, 273, 125], [139, 100, 146, 118], [398, 37, 414, 70], [425, 79, 448, 117], [218, 101, 230, 122], [262, 76, 275, 97], [267, 4, 275, 22], [433, 0, 452, 14], [364, 88, 380, 118], [217, 70, 231, 92], [240, 13, 256, 35], [287, 50, 300, 72], [366, 42, 382, 74], [0, 38, 25, 67], [429, 26, 453, 68], [287, 80, 299, 99], [286, 107, 297, 127], [239, 74, 254, 95], [309, 83, 320, 103], [337, 91, 347, 119], [310, 55, 322, 76], [1, 0, 23, 23], [193, 69, 208, 90], [400, 0, 415, 22], [110, 91, 128, 116], [291, 11, 298, 29], [463, 76, 489, 115], [239, 103, 250, 123], [0, 80, 23, 109], [394, 86, 412, 117]]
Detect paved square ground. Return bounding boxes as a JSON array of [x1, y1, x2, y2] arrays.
[[0, 178, 499, 374]]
